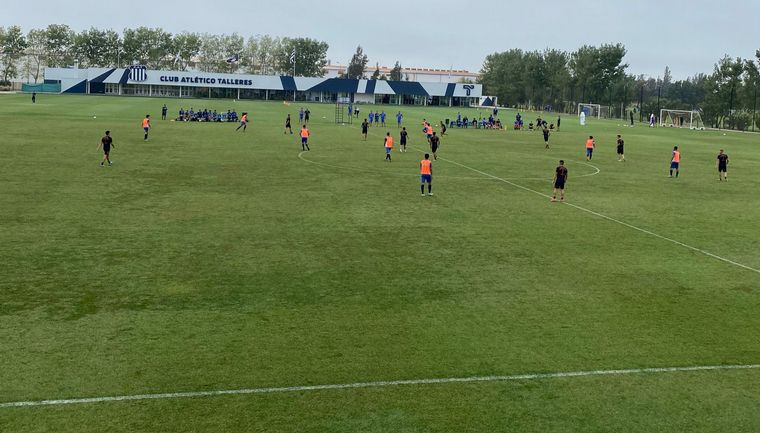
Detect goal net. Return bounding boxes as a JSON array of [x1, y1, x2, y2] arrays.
[[660, 109, 704, 130], [578, 103, 610, 119]]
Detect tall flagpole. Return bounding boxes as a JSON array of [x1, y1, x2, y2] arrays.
[[292, 48, 297, 102]]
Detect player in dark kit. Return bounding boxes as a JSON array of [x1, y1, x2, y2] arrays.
[[361, 119, 369, 140], [616, 135, 625, 161], [98, 130, 114, 166], [399, 127, 408, 152], [429, 132, 440, 160], [161, 104, 167, 120], [551, 160, 568, 202], [717, 149, 729, 181], [284, 114, 293, 134], [542, 126, 550, 149]]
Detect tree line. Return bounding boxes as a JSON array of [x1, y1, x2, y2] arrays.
[[479, 44, 760, 130], [0, 25, 329, 84]]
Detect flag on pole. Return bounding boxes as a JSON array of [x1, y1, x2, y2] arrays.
[[289, 49, 296, 64], [226, 54, 240, 64]]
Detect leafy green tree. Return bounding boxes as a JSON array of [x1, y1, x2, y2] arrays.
[[172, 32, 201, 71], [346, 46, 368, 79], [370, 63, 380, 80], [278, 37, 328, 77], [44, 24, 74, 67], [0, 26, 27, 84], [72, 28, 114, 67], [122, 27, 172, 69], [24, 28, 47, 83]]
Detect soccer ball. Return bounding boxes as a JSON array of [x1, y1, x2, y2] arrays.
[[93, 116, 97, 119]]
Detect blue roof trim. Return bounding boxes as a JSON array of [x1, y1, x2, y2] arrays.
[[365, 80, 376, 94], [306, 78, 359, 93], [90, 69, 116, 83], [63, 80, 87, 93], [118, 69, 131, 84], [387, 81, 428, 96], [445, 83, 456, 97], [280, 76, 297, 91]]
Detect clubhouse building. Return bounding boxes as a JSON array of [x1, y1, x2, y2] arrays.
[[43, 67, 483, 107]]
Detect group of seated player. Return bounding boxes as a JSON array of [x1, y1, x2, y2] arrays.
[[177, 108, 240, 122], [448, 116, 503, 129]]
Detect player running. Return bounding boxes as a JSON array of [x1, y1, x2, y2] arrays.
[[98, 130, 114, 167], [141, 115, 151, 141], [585, 135, 595, 160], [670, 146, 680, 177], [717, 149, 729, 181], [236, 112, 249, 132], [384, 132, 394, 161], [616, 135, 625, 161], [399, 127, 408, 152], [420, 153, 433, 196], [551, 160, 568, 202], [429, 132, 440, 160], [300, 125, 310, 151]]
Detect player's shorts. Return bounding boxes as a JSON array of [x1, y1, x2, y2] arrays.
[[426, 134, 433, 140], [143, 127, 149, 133], [554, 179, 566, 189], [103, 147, 110, 155], [421, 174, 432, 184], [617, 146, 624, 154], [718, 163, 727, 172], [385, 147, 392, 154], [670, 162, 680, 169], [431, 145, 439, 153], [586, 148, 593, 157], [301, 137, 308, 144], [400, 140, 407, 145]]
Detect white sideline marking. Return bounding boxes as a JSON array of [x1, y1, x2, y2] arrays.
[[1, 364, 758, 409], [435, 154, 760, 275]]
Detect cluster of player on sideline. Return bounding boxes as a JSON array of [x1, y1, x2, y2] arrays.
[[95, 109, 732, 198]]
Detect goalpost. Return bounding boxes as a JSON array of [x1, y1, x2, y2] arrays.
[[578, 103, 610, 119], [660, 109, 705, 130]]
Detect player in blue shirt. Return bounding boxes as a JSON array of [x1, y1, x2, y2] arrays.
[[396, 111, 403, 128], [380, 111, 386, 127], [368, 111, 374, 125]]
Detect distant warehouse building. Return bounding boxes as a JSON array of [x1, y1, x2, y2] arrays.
[[44, 67, 482, 107]]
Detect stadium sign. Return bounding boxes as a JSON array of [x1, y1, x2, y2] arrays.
[[159, 75, 254, 86]]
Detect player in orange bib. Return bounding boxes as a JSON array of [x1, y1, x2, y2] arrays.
[[585, 135, 595, 160], [384, 132, 394, 162], [670, 146, 680, 177], [236, 112, 249, 132], [420, 153, 433, 196], [142, 115, 150, 141], [300, 125, 310, 151]]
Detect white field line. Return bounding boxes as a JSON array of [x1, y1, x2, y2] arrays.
[[1, 364, 758, 409], [431, 152, 760, 275]]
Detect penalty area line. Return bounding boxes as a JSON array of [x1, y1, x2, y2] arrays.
[[1, 364, 758, 409], [434, 154, 760, 275]]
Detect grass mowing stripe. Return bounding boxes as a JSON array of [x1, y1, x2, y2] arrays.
[[424, 149, 760, 275], [1, 364, 758, 409]]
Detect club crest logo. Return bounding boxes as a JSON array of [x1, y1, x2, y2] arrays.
[[463, 84, 475, 96], [129, 65, 148, 82]]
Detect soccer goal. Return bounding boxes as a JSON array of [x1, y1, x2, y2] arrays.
[[660, 109, 704, 130], [578, 103, 609, 119]]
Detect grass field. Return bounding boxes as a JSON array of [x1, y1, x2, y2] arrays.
[[1, 93, 759, 432]]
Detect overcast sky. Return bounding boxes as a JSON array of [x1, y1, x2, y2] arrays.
[[4, 0, 759, 79]]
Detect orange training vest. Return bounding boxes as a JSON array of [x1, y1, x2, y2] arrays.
[[142, 118, 150, 128], [585, 139, 594, 148], [420, 159, 432, 175], [672, 150, 680, 163], [385, 136, 394, 148], [241, 114, 248, 122], [301, 128, 309, 138]]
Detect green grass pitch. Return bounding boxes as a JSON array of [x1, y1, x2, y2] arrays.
[[1, 93, 759, 432]]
